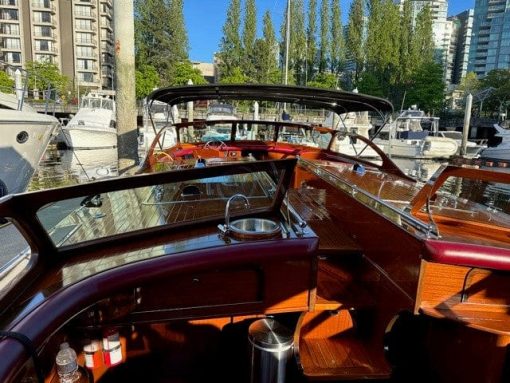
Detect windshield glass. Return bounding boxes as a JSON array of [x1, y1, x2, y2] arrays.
[[35, 163, 289, 248]]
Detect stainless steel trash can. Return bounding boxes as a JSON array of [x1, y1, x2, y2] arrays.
[[248, 318, 294, 383]]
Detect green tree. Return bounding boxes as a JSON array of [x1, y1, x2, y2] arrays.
[[25, 61, 69, 96], [242, 0, 257, 80], [134, 0, 174, 80], [135, 64, 160, 99], [329, 0, 344, 74], [357, 71, 384, 97], [397, 0, 413, 84], [219, 66, 248, 84], [405, 61, 445, 114], [318, 0, 329, 73], [170, 61, 208, 86], [479, 69, 510, 116], [0, 71, 14, 93], [307, 72, 339, 89], [411, 4, 434, 69], [219, 0, 242, 80], [306, 0, 317, 81], [365, 0, 400, 98], [168, 0, 189, 63], [458, 72, 480, 95], [255, 11, 279, 84], [365, 0, 382, 71], [346, 0, 364, 83]]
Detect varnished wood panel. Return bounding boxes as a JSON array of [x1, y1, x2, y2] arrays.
[[417, 260, 510, 334], [296, 310, 391, 379], [136, 267, 262, 311]]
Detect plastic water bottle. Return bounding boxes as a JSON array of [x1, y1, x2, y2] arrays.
[[56, 342, 81, 383]]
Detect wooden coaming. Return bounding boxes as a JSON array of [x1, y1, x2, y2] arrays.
[[417, 260, 510, 335]]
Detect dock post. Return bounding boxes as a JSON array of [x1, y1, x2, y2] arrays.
[[461, 94, 473, 157], [114, 0, 138, 173]]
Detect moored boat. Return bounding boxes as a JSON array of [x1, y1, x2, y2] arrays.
[[60, 91, 117, 149], [1, 85, 510, 383], [480, 123, 510, 160], [373, 109, 459, 159], [0, 92, 60, 195]]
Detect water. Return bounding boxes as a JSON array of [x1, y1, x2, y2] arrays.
[[29, 146, 120, 191]]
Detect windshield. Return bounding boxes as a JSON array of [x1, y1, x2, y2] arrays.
[[33, 160, 292, 248]]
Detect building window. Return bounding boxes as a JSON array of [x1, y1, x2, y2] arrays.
[[75, 5, 91, 17], [1, 9, 18, 20], [34, 11, 51, 23], [4, 38, 20, 49], [79, 72, 94, 82], [76, 32, 93, 43], [77, 59, 94, 70], [5, 51, 21, 63], [75, 18, 92, 30], [1, 23, 19, 34], [35, 39, 50, 51], [35, 26, 52, 37], [77, 46, 94, 57], [35, 54, 53, 63], [32, 0, 51, 8]]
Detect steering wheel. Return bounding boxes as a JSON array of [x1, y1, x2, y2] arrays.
[[203, 140, 227, 150]]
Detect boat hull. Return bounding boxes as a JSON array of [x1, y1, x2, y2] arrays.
[[0, 113, 58, 194], [61, 127, 117, 149], [480, 145, 510, 160], [377, 136, 458, 159]]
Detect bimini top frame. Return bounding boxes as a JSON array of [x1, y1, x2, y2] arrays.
[[147, 84, 393, 116]]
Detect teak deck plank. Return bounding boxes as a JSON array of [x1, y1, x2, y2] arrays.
[[288, 188, 361, 255], [298, 310, 391, 380]]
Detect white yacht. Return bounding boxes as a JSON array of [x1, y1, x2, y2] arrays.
[[139, 99, 177, 159], [480, 124, 510, 160], [435, 130, 486, 158], [373, 109, 458, 159], [0, 92, 59, 195], [60, 91, 116, 149], [329, 111, 382, 158]]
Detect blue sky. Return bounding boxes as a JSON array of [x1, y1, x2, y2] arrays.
[[184, 0, 474, 62]]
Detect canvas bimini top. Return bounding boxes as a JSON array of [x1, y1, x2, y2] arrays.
[[147, 84, 394, 115]]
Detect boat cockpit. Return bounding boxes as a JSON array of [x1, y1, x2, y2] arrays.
[[2, 85, 510, 383]]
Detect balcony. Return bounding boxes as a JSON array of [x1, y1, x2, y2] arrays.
[[35, 45, 58, 54], [2, 42, 21, 50], [0, 0, 17, 6], [77, 63, 98, 71], [101, 0, 113, 6], [31, 2, 56, 13], [100, 32, 113, 41], [0, 26, 19, 35], [34, 31, 57, 39], [100, 9, 112, 20], [32, 16, 56, 26], [78, 0, 96, 8], [75, 24, 96, 33], [75, 37, 97, 45], [100, 21, 113, 31], [76, 51, 98, 60], [0, 12, 18, 22], [74, 10, 96, 18]]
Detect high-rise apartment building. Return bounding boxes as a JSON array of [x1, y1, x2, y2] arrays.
[[0, 0, 114, 91], [468, 0, 510, 77], [394, 0, 452, 83], [449, 10, 474, 84]]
